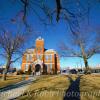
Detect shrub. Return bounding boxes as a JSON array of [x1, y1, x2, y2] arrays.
[[17, 70, 24, 75]]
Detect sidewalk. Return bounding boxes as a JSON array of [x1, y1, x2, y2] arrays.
[[0, 76, 36, 100]]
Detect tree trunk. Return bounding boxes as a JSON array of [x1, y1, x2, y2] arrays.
[[83, 57, 89, 73], [54, 54, 57, 74], [79, 43, 90, 74], [3, 68, 7, 80], [2, 57, 11, 81]]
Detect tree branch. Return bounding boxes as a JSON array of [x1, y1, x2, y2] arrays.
[[87, 46, 100, 59], [56, 0, 62, 22], [20, 0, 29, 21]]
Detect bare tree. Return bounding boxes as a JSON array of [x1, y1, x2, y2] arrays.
[[59, 25, 100, 73], [0, 0, 99, 27], [0, 0, 99, 33], [8, 0, 99, 35], [0, 29, 30, 80]]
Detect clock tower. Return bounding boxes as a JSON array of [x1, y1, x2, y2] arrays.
[[35, 37, 44, 60]]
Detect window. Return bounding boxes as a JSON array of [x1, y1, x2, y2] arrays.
[[37, 54, 42, 60], [29, 55, 32, 61], [26, 54, 32, 62], [45, 55, 49, 61], [45, 54, 52, 61], [49, 64, 52, 73], [49, 55, 52, 60], [40, 47, 42, 51], [36, 47, 42, 52], [50, 64, 52, 69], [36, 48, 38, 51], [26, 55, 29, 62], [25, 64, 28, 71], [45, 55, 52, 61], [37, 55, 39, 59], [47, 64, 49, 72]]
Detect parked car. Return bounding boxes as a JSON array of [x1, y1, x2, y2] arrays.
[[69, 69, 77, 74]]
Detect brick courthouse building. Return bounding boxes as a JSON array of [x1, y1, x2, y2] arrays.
[[21, 37, 60, 75]]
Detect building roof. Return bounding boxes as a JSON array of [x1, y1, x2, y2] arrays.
[[25, 48, 34, 53], [45, 49, 57, 53], [24, 37, 57, 54]]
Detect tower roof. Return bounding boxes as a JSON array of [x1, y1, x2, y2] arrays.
[[36, 36, 44, 41]]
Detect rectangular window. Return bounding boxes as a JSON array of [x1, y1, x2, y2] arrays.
[[25, 64, 28, 71], [37, 55, 39, 59], [47, 64, 49, 72], [49, 64, 52, 73], [29, 55, 32, 61], [37, 54, 42, 60], [45, 55, 49, 61], [26, 55, 29, 62], [49, 55, 52, 60], [50, 64, 52, 69], [26, 54, 32, 62]]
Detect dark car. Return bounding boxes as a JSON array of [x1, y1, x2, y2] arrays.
[[69, 69, 77, 74]]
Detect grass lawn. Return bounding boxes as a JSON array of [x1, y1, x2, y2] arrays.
[[80, 74, 100, 100], [17, 74, 100, 100], [0, 75, 24, 88], [18, 75, 70, 100]]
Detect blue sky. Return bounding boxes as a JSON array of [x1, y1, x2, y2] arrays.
[[0, 0, 100, 69]]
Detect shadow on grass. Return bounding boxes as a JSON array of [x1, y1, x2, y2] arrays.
[[63, 75, 82, 100]]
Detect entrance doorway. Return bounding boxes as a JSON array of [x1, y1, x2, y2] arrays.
[[35, 64, 41, 75]]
